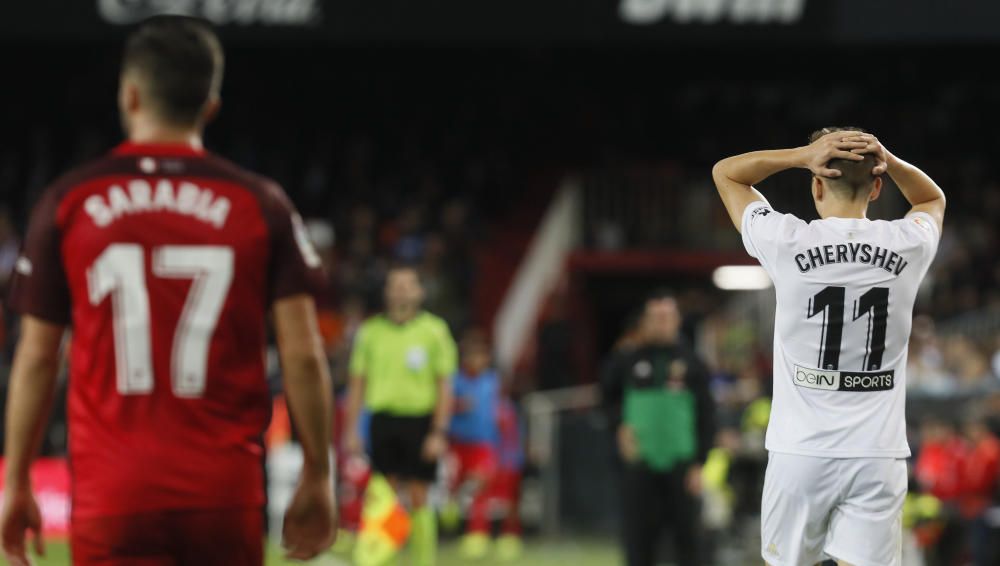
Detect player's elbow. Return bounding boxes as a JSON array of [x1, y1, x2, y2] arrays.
[[711, 160, 728, 183], [711, 159, 737, 192], [281, 349, 329, 387], [936, 193, 947, 212], [931, 195, 947, 221]]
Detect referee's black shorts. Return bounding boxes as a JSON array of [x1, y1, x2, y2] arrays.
[[369, 412, 437, 482]]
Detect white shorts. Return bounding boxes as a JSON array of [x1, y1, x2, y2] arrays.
[[761, 452, 907, 566]]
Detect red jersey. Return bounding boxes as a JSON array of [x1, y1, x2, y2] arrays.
[[8, 141, 325, 519]]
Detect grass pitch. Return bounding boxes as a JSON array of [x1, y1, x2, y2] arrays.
[[13, 538, 621, 566]]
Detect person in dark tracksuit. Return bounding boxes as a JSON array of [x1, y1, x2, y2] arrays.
[[601, 290, 716, 566]]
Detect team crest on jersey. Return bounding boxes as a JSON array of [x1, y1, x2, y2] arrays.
[[291, 213, 323, 268], [138, 157, 157, 174], [15, 256, 32, 276], [750, 206, 772, 220], [406, 346, 428, 371], [667, 360, 688, 391], [632, 360, 653, 381]]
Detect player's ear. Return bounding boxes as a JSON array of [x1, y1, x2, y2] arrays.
[[869, 177, 883, 202], [200, 96, 222, 126], [812, 176, 824, 202], [120, 76, 141, 114]]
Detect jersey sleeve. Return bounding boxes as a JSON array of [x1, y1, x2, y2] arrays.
[[740, 200, 806, 271], [259, 182, 327, 304], [348, 322, 370, 378], [7, 189, 71, 325], [896, 211, 941, 260], [431, 320, 458, 380]]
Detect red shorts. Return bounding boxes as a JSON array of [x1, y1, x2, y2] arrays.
[[71, 508, 263, 566], [488, 469, 522, 504], [448, 442, 497, 488]]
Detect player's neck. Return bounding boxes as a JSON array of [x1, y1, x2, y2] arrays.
[[128, 117, 204, 149], [387, 308, 419, 324], [820, 202, 868, 220]]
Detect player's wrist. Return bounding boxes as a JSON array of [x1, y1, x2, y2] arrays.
[[884, 151, 901, 172], [788, 146, 811, 169], [301, 465, 332, 484], [3, 475, 32, 494], [4, 465, 32, 488]]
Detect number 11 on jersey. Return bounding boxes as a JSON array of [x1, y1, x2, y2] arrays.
[[807, 286, 889, 371]]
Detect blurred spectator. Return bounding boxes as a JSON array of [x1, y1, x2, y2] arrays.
[[942, 337, 995, 393], [489, 396, 526, 562], [599, 309, 644, 423], [601, 291, 715, 566], [908, 316, 951, 395], [392, 205, 428, 264], [915, 419, 969, 565], [960, 414, 1000, 566], [916, 419, 967, 502], [422, 233, 465, 332], [444, 329, 501, 560]]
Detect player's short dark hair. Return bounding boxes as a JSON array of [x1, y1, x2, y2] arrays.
[[645, 288, 677, 305], [386, 262, 423, 283], [623, 307, 644, 333], [460, 328, 491, 352], [808, 126, 879, 201], [122, 16, 224, 127]]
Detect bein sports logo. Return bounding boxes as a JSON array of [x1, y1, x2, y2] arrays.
[[793, 366, 839, 391], [793, 365, 896, 392], [97, 0, 321, 26], [620, 0, 806, 25]]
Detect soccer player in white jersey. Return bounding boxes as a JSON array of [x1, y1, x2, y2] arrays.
[[712, 127, 945, 566]]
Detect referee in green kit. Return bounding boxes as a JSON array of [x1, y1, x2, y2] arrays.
[[344, 264, 458, 566]]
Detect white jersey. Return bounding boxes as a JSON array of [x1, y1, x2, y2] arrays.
[[742, 201, 940, 458]]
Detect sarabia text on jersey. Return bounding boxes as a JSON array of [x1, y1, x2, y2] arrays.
[[7, 142, 325, 519], [742, 201, 939, 458]]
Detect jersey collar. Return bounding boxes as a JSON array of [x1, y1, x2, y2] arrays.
[[112, 141, 206, 157]]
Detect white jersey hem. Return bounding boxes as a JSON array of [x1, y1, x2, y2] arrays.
[[765, 445, 911, 459]]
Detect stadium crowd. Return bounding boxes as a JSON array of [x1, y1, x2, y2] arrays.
[[0, 45, 998, 564]]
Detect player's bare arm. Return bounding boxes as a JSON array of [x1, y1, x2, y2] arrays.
[[273, 295, 337, 560], [1, 316, 65, 566], [847, 133, 946, 231], [343, 374, 366, 456], [423, 376, 453, 461], [712, 130, 868, 230]]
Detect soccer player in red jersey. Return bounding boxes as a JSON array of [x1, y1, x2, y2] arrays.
[[0, 16, 337, 566]]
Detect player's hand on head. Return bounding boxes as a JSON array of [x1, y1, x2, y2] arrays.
[[803, 130, 868, 178], [282, 476, 338, 561], [846, 133, 889, 176], [1, 488, 44, 566]]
